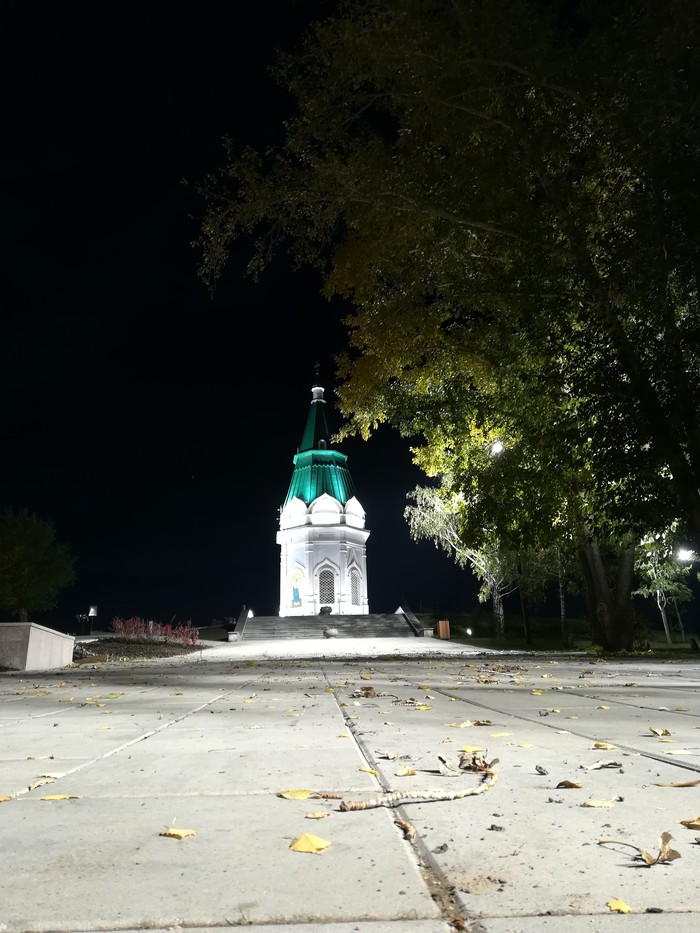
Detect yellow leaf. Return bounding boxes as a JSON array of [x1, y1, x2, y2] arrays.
[[28, 778, 56, 791], [395, 766, 417, 777], [530, 689, 544, 695], [336, 733, 350, 738], [490, 732, 510, 738], [244, 699, 255, 703], [607, 899, 632, 914], [473, 720, 492, 726], [170, 691, 183, 696], [160, 828, 197, 839], [597, 706, 610, 710], [679, 817, 700, 830], [461, 745, 484, 753], [582, 800, 615, 808], [415, 705, 432, 711], [289, 833, 331, 853], [448, 721, 474, 728], [277, 789, 315, 800], [517, 743, 534, 749], [106, 692, 124, 699], [654, 780, 700, 788], [40, 795, 81, 800], [0, 796, 13, 803], [593, 742, 618, 750], [305, 811, 330, 820], [40, 772, 64, 779], [557, 781, 582, 789], [649, 726, 671, 736], [360, 674, 373, 681], [675, 707, 689, 712], [359, 767, 379, 776]]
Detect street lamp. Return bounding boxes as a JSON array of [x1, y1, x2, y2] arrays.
[[678, 548, 694, 562], [490, 441, 504, 455]]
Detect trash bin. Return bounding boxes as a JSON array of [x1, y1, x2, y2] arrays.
[[437, 619, 450, 640]]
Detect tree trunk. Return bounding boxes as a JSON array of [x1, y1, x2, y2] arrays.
[[556, 546, 572, 648], [578, 530, 635, 651], [672, 598, 686, 641], [517, 553, 532, 645], [491, 588, 505, 638], [656, 590, 673, 644]]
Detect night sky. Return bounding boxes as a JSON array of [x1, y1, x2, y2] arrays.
[[2, 0, 473, 628]]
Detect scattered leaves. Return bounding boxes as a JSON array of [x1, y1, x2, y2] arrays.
[[289, 833, 330, 854], [277, 789, 315, 800]]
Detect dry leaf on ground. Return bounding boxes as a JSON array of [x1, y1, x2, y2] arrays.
[[395, 765, 417, 777], [607, 898, 632, 913], [160, 828, 197, 839], [40, 795, 81, 800], [28, 778, 56, 791], [649, 726, 671, 736], [679, 816, 700, 830], [582, 799, 615, 808], [654, 780, 700, 788], [395, 818, 417, 839], [599, 832, 680, 866], [359, 767, 378, 776], [0, 796, 14, 803], [585, 759, 622, 770], [305, 811, 330, 820], [592, 742, 618, 750], [557, 780, 582, 789], [277, 789, 315, 799], [289, 833, 331, 853]]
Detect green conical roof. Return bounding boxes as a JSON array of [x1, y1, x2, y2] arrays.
[[283, 385, 357, 507]]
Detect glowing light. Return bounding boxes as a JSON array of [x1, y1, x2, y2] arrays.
[[678, 548, 694, 562], [490, 441, 504, 455]]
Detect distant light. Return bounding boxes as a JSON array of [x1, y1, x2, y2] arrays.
[[247, 609, 254, 619], [466, 628, 473, 637], [490, 441, 504, 455], [678, 548, 694, 562], [88, 605, 98, 617]]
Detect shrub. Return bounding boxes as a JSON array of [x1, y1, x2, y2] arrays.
[[111, 616, 198, 646]]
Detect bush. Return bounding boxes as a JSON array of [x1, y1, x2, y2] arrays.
[[111, 616, 198, 646]]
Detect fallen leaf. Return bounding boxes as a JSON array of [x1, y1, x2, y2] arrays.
[[170, 691, 183, 696], [461, 745, 485, 754], [394, 818, 416, 840], [39, 772, 64, 779], [415, 705, 432, 711], [607, 898, 632, 914], [448, 721, 474, 728], [106, 692, 124, 699], [359, 767, 378, 776], [597, 706, 610, 710], [490, 732, 510, 738], [585, 759, 622, 770], [305, 812, 330, 820], [582, 800, 615, 808], [277, 789, 315, 800], [517, 743, 534, 749], [649, 726, 671, 736], [679, 817, 700, 830], [40, 795, 81, 800], [675, 707, 689, 712], [592, 742, 618, 750], [28, 778, 56, 791], [654, 780, 700, 788], [160, 828, 197, 839], [557, 780, 582, 789], [0, 796, 14, 803], [289, 833, 331, 853], [530, 689, 545, 695], [473, 720, 492, 726], [360, 674, 373, 681], [395, 766, 417, 777]]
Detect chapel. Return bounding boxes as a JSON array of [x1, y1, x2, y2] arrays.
[[277, 384, 370, 617]]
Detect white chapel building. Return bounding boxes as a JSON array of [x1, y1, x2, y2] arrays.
[[277, 384, 370, 617]]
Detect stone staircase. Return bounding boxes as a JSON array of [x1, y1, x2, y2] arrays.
[[238, 612, 424, 641]]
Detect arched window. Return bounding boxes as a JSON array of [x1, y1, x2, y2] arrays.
[[319, 568, 335, 604], [350, 569, 360, 605]]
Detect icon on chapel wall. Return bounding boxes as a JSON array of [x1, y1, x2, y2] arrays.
[[291, 569, 303, 607]]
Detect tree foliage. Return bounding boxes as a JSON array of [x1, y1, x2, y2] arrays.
[[0, 509, 76, 624], [194, 0, 700, 647]]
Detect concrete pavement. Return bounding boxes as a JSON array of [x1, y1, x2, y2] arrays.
[[2, 638, 700, 932]]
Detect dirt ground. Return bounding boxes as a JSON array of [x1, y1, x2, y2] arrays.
[[73, 638, 207, 663]]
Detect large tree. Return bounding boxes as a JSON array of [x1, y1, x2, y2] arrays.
[[194, 0, 700, 647], [0, 509, 75, 624]]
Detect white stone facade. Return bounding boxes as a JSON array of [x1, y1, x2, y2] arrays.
[[277, 494, 370, 616]]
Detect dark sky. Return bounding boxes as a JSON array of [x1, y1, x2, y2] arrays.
[[1, 0, 474, 628]]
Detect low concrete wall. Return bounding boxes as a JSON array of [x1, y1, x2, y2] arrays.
[[0, 622, 75, 672]]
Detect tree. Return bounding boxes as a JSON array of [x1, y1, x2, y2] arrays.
[[634, 530, 693, 644], [194, 0, 700, 648], [0, 509, 75, 624], [404, 484, 518, 636]]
